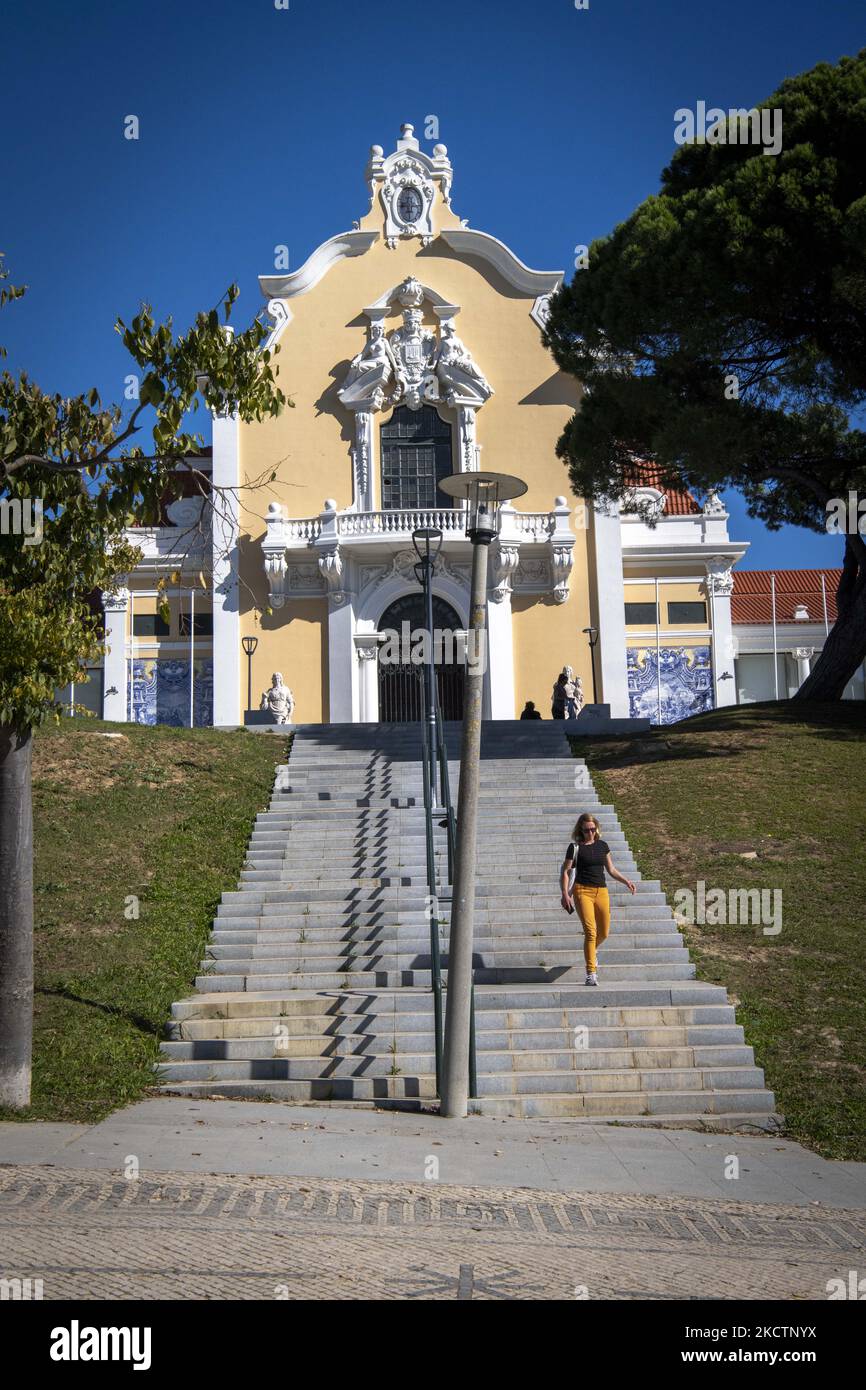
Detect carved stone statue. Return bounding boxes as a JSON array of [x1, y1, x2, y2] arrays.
[[341, 323, 396, 389], [260, 672, 295, 724], [553, 666, 585, 720], [433, 322, 493, 406], [566, 670, 585, 719], [563, 665, 577, 720], [337, 324, 397, 410]]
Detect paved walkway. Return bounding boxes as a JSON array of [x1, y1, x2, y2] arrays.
[[2, 1099, 864, 1206], [1, 1160, 863, 1301], [1, 1101, 864, 1300]]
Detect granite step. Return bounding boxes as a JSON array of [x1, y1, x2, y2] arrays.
[[157, 726, 778, 1128]]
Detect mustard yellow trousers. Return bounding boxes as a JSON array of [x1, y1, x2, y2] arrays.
[[573, 885, 610, 972]]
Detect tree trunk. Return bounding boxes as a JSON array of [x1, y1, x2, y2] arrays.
[[795, 566, 866, 701], [0, 725, 33, 1109]]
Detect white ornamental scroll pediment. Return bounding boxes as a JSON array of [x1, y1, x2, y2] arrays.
[[364, 126, 456, 246], [382, 155, 436, 248]]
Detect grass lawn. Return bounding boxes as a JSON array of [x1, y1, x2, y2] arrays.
[[0, 719, 286, 1125], [571, 701, 866, 1161]]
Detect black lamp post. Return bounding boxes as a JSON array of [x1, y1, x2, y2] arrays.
[[582, 626, 599, 705], [436, 470, 528, 1118], [412, 526, 443, 807], [242, 635, 258, 717]]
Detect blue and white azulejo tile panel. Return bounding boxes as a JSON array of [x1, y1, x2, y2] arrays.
[[129, 659, 213, 727], [627, 646, 713, 725]]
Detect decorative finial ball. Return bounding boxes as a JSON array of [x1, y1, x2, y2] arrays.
[[324, 498, 337, 512], [433, 143, 448, 157], [401, 123, 414, 136], [555, 496, 567, 507], [370, 144, 383, 157], [266, 501, 282, 518]]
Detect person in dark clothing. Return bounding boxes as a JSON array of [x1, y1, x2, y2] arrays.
[[560, 811, 636, 985], [520, 701, 542, 720], [551, 672, 568, 719]]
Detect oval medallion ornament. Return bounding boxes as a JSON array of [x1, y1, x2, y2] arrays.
[[396, 186, 423, 224]]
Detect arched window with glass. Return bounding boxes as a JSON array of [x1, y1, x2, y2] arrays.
[[379, 406, 455, 510]]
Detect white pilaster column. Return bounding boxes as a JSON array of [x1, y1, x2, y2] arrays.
[[316, 501, 355, 723], [102, 587, 130, 722], [706, 561, 737, 708], [486, 504, 521, 718], [457, 406, 479, 472], [351, 411, 375, 511], [793, 647, 813, 689], [591, 501, 629, 716], [355, 638, 381, 722], [327, 598, 356, 722], [485, 594, 515, 718], [212, 408, 241, 726]]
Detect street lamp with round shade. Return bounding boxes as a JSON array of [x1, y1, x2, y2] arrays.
[[436, 469, 527, 1118], [438, 471, 528, 543], [241, 635, 258, 719]]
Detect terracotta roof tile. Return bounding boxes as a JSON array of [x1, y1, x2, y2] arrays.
[[731, 569, 840, 625], [622, 462, 701, 515]]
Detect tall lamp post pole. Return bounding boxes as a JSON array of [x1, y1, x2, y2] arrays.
[[583, 626, 599, 705], [438, 470, 527, 1119], [412, 527, 443, 809]]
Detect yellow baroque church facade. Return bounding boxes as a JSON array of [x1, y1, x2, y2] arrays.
[[98, 124, 749, 729]]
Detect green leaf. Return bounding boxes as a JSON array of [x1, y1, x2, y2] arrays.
[[139, 374, 165, 407]]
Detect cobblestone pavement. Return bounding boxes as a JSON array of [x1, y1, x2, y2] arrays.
[[1, 1165, 864, 1300]]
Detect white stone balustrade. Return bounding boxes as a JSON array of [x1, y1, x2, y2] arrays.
[[338, 508, 466, 537], [260, 498, 577, 609]]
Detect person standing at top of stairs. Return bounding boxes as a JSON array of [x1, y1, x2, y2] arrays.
[[561, 812, 637, 987]]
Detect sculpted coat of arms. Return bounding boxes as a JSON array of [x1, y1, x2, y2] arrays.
[[338, 277, 493, 412]]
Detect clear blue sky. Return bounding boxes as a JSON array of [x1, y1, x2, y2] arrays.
[[2, 0, 862, 570]]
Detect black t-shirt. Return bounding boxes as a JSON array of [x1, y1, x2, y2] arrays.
[[565, 839, 610, 888]]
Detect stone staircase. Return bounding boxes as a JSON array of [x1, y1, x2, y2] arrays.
[[157, 722, 778, 1127]]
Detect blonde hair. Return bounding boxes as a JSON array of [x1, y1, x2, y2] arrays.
[[572, 813, 601, 841]]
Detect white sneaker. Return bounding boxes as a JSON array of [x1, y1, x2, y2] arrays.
[[585, 971, 598, 986]]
